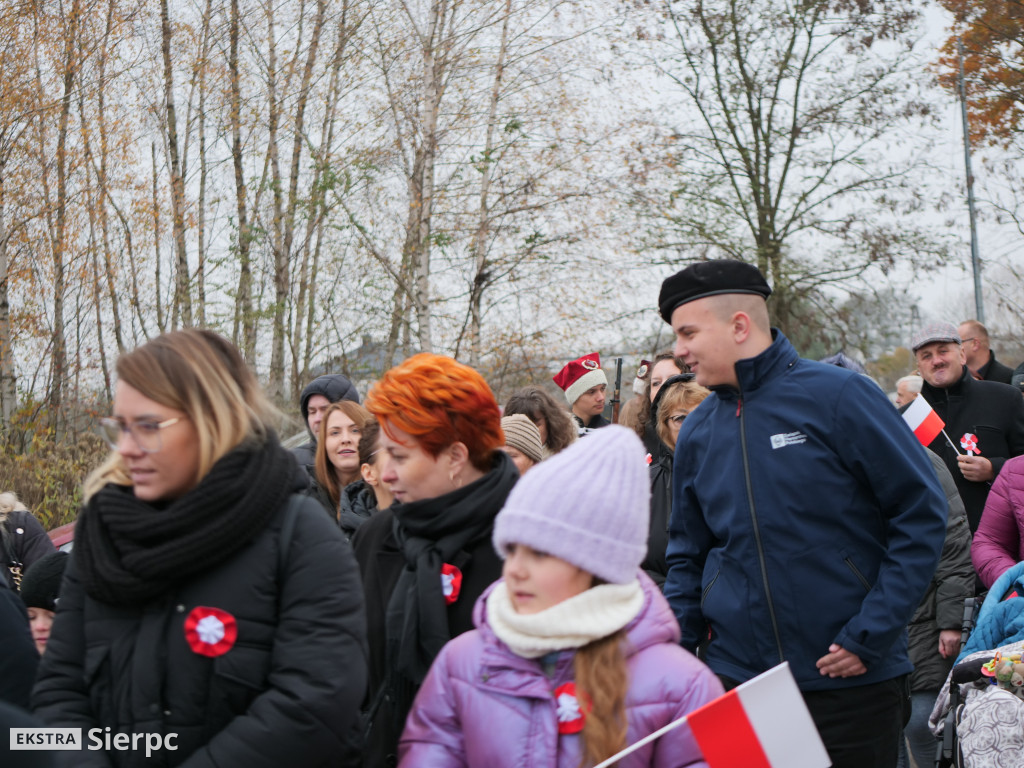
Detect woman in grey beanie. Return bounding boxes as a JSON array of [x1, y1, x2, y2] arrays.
[[400, 425, 723, 767]]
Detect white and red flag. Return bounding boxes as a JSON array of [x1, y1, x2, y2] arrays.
[[901, 395, 945, 447], [687, 663, 830, 768], [594, 663, 830, 768]]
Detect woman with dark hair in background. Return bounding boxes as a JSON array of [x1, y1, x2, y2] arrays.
[[352, 353, 518, 767], [503, 385, 576, 458], [33, 329, 367, 768]]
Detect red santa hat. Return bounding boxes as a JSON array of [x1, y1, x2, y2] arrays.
[[553, 352, 608, 406]]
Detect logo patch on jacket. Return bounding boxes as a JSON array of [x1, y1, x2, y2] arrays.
[[554, 682, 589, 734], [184, 606, 238, 657], [770, 431, 807, 450], [441, 563, 463, 605]]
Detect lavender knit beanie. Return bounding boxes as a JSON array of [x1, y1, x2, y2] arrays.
[[493, 424, 650, 584]]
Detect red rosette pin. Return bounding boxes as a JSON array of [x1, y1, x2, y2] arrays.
[[960, 433, 981, 455], [441, 563, 463, 605], [554, 682, 591, 735], [184, 606, 238, 657]]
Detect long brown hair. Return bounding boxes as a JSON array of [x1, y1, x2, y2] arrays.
[[574, 629, 630, 767], [315, 400, 373, 507], [503, 386, 577, 454]]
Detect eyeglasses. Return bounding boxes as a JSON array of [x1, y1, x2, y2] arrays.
[[98, 417, 181, 453], [960, 337, 976, 344]]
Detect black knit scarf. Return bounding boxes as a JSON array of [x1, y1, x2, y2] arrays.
[[75, 433, 295, 606], [385, 451, 517, 687]]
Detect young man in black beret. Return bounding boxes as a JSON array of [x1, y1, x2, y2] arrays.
[[658, 259, 947, 768]]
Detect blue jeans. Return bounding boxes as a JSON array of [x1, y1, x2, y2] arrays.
[[898, 690, 940, 768]]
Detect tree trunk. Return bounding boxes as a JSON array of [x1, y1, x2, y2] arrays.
[[410, 0, 447, 354], [266, 0, 286, 402], [0, 174, 16, 433], [160, 0, 192, 328], [151, 142, 165, 333], [465, 0, 512, 368], [47, 0, 81, 428], [228, 0, 256, 362]]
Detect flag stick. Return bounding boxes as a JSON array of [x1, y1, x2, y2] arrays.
[[592, 713, 690, 768], [942, 428, 964, 455]]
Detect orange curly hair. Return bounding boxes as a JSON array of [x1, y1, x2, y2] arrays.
[[365, 353, 503, 471]]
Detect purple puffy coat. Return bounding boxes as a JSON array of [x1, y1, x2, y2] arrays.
[[973, 454, 1024, 588], [399, 571, 723, 767]]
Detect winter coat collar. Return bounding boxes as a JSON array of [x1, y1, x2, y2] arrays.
[[714, 329, 800, 400], [469, 570, 679, 698], [921, 364, 972, 403]]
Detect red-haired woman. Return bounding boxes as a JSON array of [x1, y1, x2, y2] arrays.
[[352, 353, 517, 767]]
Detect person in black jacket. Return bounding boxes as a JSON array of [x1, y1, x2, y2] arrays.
[[292, 373, 361, 478], [913, 321, 1024, 532], [643, 373, 707, 588], [958, 320, 1014, 384], [1, 492, 57, 592], [352, 353, 517, 767], [0, 577, 37, 708], [32, 329, 367, 768]]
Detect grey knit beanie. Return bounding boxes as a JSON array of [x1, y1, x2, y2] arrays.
[[501, 414, 544, 465], [493, 424, 650, 584]]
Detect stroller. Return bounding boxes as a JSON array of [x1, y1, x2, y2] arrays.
[[932, 562, 1024, 768]]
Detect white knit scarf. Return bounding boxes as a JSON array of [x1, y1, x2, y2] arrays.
[[486, 579, 645, 659]]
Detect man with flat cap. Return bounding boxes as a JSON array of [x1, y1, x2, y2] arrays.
[[658, 259, 946, 768], [911, 320, 1024, 533]]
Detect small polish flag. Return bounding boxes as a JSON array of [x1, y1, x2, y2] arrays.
[[901, 395, 945, 447], [593, 663, 829, 768], [687, 664, 830, 768]]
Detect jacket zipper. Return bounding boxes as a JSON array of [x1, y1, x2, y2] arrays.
[[701, 569, 720, 608], [737, 396, 785, 664], [844, 557, 872, 592]]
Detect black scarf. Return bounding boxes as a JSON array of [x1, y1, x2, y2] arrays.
[[75, 432, 296, 606], [385, 451, 517, 687]]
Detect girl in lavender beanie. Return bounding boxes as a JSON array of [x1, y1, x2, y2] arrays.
[[400, 426, 723, 768]]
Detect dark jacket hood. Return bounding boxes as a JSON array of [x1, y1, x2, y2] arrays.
[[299, 374, 360, 438]]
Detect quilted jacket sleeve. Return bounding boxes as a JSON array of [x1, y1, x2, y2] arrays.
[[972, 460, 1024, 589], [398, 643, 468, 768]]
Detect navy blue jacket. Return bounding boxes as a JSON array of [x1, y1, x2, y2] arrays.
[[664, 331, 947, 691]]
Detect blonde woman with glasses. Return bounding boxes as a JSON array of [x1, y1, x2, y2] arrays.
[[32, 329, 367, 768]]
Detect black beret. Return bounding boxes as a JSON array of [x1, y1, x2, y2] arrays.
[[19, 551, 68, 612], [658, 259, 771, 323]]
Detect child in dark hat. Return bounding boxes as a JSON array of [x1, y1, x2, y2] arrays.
[[19, 551, 68, 655]]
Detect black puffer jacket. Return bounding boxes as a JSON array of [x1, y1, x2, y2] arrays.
[[338, 480, 376, 541], [0, 579, 37, 708], [2, 508, 58, 590], [32, 494, 368, 768], [919, 366, 1024, 531], [645, 451, 671, 588], [292, 374, 360, 477], [907, 452, 975, 692]]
